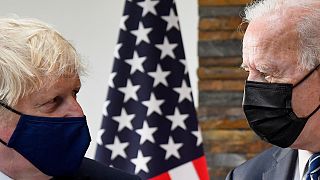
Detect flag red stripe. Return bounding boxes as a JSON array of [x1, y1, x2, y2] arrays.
[[150, 156, 209, 180], [149, 171, 170, 180], [193, 156, 210, 180]]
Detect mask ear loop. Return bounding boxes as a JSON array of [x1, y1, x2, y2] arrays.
[[293, 64, 320, 119], [293, 64, 320, 88], [0, 101, 23, 115], [305, 104, 320, 119], [0, 101, 23, 145], [0, 139, 6, 146]]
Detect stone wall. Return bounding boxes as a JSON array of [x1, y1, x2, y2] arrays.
[[197, 0, 271, 179]]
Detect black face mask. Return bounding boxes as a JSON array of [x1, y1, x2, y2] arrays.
[[242, 64, 320, 148]]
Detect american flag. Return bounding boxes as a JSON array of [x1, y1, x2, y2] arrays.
[[95, 0, 209, 179]]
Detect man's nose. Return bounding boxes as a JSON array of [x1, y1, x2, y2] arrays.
[[65, 98, 84, 117], [247, 72, 265, 82], [247, 72, 255, 81]]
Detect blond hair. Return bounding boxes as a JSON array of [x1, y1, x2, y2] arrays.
[[0, 18, 85, 106]]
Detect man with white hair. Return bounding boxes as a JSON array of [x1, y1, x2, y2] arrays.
[[0, 18, 140, 179], [226, 0, 320, 179]]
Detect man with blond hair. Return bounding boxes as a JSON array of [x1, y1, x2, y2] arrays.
[[226, 0, 320, 179], [0, 18, 140, 179]]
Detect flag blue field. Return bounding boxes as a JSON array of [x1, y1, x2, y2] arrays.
[[95, 0, 209, 179]]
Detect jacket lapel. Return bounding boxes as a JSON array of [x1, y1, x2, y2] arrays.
[[263, 148, 298, 180]]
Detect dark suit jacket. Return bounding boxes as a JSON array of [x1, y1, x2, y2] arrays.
[[52, 158, 141, 180], [226, 146, 298, 180]]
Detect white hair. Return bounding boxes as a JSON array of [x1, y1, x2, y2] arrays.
[[0, 18, 85, 106], [243, 0, 320, 70]]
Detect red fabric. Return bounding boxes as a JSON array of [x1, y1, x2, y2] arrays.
[[149, 156, 209, 180], [149, 171, 170, 180], [193, 156, 210, 180]]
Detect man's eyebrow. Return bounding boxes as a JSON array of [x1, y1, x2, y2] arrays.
[[239, 63, 279, 74], [256, 64, 278, 74]]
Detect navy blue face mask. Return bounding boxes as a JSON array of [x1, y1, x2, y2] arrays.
[[0, 102, 91, 176]]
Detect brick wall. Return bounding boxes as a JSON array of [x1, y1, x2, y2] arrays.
[[197, 0, 271, 179]]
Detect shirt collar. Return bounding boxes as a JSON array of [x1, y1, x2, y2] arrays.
[[0, 171, 12, 180], [298, 149, 313, 180]]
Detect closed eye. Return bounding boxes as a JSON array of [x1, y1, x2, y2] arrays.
[[36, 96, 62, 113]]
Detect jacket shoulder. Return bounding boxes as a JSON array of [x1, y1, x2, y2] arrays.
[[54, 158, 141, 180], [226, 146, 293, 180], [79, 158, 141, 179]]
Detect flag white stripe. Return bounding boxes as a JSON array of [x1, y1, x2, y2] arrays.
[[169, 161, 199, 180]]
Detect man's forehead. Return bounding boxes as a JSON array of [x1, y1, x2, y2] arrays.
[[243, 13, 300, 61], [40, 75, 81, 91], [244, 22, 292, 48]]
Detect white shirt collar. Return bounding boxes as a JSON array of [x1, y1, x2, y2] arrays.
[[0, 171, 12, 180], [297, 149, 312, 180]]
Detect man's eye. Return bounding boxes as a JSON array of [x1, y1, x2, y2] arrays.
[[261, 73, 272, 82], [261, 72, 267, 77], [45, 99, 55, 105], [44, 97, 60, 106], [39, 97, 62, 113]]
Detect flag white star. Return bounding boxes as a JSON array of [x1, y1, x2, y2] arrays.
[[105, 136, 129, 160], [118, 79, 141, 102], [160, 136, 183, 160], [147, 64, 171, 87], [142, 93, 165, 116], [137, 0, 160, 17], [136, 121, 157, 144], [173, 80, 193, 102], [131, 150, 152, 174], [192, 126, 203, 146], [179, 59, 188, 74], [108, 72, 117, 88], [124, 51, 146, 74], [120, 15, 129, 31], [130, 22, 152, 45], [155, 37, 178, 59], [113, 43, 122, 59], [102, 100, 110, 116], [161, 8, 180, 31], [96, 129, 105, 146], [112, 108, 136, 131], [166, 107, 189, 130]]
